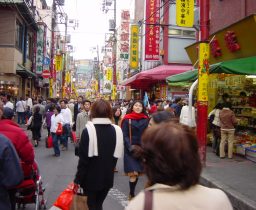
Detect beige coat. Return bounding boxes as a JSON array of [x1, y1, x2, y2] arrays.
[[125, 184, 233, 210], [75, 111, 90, 140]]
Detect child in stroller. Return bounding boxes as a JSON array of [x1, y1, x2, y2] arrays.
[[15, 161, 46, 210]]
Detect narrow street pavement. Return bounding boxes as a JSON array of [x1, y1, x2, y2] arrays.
[[21, 125, 146, 210]]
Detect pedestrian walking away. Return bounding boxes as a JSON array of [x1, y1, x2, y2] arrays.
[[30, 106, 43, 147], [74, 99, 124, 210], [121, 100, 149, 200]]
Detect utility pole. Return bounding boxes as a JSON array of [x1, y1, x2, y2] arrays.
[[197, 0, 210, 166], [61, 13, 68, 98], [112, 0, 117, 100]]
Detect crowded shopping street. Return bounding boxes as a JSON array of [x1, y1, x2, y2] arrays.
[[1, 0, 256, 210]]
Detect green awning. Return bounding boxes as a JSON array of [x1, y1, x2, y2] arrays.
[[166, 56, 256, 83], [16, 64, 36, 78]]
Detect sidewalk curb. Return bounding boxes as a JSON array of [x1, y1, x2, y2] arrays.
[[200, 172, 256, 210]]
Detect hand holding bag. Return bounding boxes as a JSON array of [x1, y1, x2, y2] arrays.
[[56, 123, 63, 135], [46, 136, 53, 148], [70, 187, 88, 210]]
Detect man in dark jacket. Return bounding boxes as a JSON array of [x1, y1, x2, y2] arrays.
[[73, 95, 84, 131]]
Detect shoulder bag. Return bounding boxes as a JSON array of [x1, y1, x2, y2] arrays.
[[144, 190, 153, 210], [129, 119, 143, 159]]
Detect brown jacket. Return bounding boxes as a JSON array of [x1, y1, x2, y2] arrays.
[[219, 108, 237, 129]]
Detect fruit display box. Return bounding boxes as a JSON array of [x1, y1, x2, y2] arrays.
[[245, 146, 256, 162]]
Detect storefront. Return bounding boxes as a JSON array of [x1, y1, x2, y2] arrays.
[[121, 64, 192, 100]]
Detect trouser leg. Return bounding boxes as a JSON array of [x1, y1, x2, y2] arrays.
[[220, 130, 227, 158], [227, 130, 235, 158]]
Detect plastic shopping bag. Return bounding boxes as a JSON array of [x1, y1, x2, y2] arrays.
[[53, 183, 74, 210], [45, 136, 53, 148]]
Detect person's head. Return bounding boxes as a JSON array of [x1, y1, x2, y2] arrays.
[[141, 122, 201, 190], [223, 102, 232, 109], [148, 111, 175, 127], [60, 99, 68, 109], [2, 107, 15, 120], [214, 103, 223, 110], [0, 92, 7, 103], [174, 97, 181, 104], [34, 106, 40, 114], [90, 99, 112, 119], [49, 104, 55, 112], [38, 98, 42, 104], [77, 96, 84, 104], [127, 100, 147, 114], [83, 100, 91, 112], [54, 105, 61, 115]]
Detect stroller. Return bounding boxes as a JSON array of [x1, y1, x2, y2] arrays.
[[15, 161, 47, 210]]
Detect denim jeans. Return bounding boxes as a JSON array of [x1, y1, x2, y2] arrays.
[[61, 124, 71, 148], [52, 132, 61, 155], [17, 112, 25, 124]]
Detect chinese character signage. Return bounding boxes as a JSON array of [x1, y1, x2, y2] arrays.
[[36, 24, 46, 74], [55, 55, 62, 71], [145, 0, 160, 60], [198, 43, 209, 102], [119, 10, 130, 60], [224, 31, 240, 52], [130, 25, 139, 69], [176, 0, 194, 27]]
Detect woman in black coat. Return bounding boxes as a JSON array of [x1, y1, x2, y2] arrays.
[[121, 101, 149, 200], [31, 106, 42, 147], [74, 99, 123, 210]]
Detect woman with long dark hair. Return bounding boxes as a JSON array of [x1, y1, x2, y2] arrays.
[[31, 106, 42, 147], [121, 100, 149, 200]]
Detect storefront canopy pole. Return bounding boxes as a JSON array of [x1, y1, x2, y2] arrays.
[[188, 79, 198, 127]]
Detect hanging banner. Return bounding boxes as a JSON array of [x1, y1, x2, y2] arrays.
[[176, 0, 194, 27], [55, 55, 62, 71], [198, 42, 209, 101], [130, 25, 139, 69], [145, 0, 160, 61], [119, 10, 130, 60], [36, 24, 46, 74]]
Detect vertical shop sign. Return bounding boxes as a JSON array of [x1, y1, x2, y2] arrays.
[[130, 25, 139, 69], [145, 0, 160, 61], [176, 0, 194, 27], [198, 42, 209, 101], [36, 24, 46, 74], [55, 55, 62, 71], [119, 10, 130, 60]]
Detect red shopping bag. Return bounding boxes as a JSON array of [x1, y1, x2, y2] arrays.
[[71, 131, 77, 143], [46, 136, 53, 148], [53, 183, 74, 210], [56, 123, 63, 135]]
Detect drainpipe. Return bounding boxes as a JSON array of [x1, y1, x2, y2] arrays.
[[188, 79, 198, 127]]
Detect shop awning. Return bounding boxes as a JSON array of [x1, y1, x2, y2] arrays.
[[16, 64, 36, 78], [121, 64, 192, 89], [166, 56, 256, 83]]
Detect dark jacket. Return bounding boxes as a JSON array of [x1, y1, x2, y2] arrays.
[[122, 118, 148, 173], [32, 112, 42, 129], [73, 103, 81, 131], [74, 124, 117, 191], [0, 119, 35, 164], [0, 134, 23, 210]]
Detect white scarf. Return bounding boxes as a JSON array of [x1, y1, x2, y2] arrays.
[[86, 118, 124, 158]]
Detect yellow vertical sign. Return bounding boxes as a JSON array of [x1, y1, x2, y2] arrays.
[[55, 55, 62, 71], [106, 68, 113, 81], [49, 79, 53, 97], [176, 0, 194, 27], [130, 25, 139, 69], [112, 85, 116, 100], [198, 42, 210, 102]]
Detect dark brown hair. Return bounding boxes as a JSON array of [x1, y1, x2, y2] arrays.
[[90, 99, 113, 119], [141, 122, 201, 190]]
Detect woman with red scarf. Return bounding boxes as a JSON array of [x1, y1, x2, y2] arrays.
[[121, 101, 149, 200]]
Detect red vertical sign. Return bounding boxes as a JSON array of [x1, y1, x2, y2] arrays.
[[145, 0, 160, 61]]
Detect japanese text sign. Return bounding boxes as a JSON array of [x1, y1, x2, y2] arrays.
[[130, 25, 139, 69], [176, 0, 194, 27], [145, 0, 160, 60]]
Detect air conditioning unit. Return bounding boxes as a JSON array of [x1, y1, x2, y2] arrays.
[[106, 0, 113, 6], [109, 19, 115, 31]]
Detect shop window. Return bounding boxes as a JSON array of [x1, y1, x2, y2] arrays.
[[26, 34, 33, 60], [15, 20, 23, 50], [168, 28, 196, 39]]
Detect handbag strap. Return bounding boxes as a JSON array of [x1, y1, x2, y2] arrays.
[[129, 119, 132, 144], [144, 190, 153, 210]]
